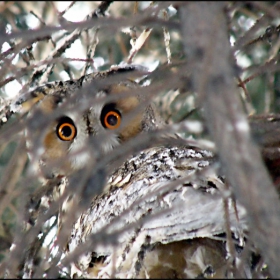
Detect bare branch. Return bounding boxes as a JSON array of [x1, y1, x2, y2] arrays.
[[180, 2, 280, 277]]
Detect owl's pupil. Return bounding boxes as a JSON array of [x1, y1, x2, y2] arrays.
[[107, 114, 118, 126], [61, 126, 72, 137]]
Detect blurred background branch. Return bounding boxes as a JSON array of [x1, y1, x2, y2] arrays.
[[1, 1, 280, 278]]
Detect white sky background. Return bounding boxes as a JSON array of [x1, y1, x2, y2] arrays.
[[3, 2, 101, 99], [2, 2, 158, 100], [2, 2, 260, 100]]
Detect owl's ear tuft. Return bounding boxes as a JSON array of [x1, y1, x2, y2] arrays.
[[108, 64, 150, 80]]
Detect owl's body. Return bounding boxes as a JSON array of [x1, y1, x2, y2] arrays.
[[19, 65, 256, 278], [68, 145, 248, 278]]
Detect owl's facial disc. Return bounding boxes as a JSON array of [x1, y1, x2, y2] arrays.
[[26, 83, 151, 177], [41, 102, 124, 175], [40, 115, 79, 177]]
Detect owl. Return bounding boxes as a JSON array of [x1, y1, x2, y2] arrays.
[[14, 65, 266, 278]]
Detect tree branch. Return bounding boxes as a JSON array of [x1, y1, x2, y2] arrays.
[[180, 2, 280, 277]]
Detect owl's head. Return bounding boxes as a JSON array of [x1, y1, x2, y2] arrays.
[[21, 66, 159, 177]]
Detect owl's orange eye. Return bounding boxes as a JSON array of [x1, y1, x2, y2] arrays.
[[104, 111, 121, 129], [101, 104, 122, 130], [56, 117, 77, 141]]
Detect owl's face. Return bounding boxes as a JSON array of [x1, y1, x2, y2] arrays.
[[23, 75, 157, 177]]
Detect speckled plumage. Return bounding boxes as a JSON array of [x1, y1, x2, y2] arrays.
[[67, 145, 248, 278]]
